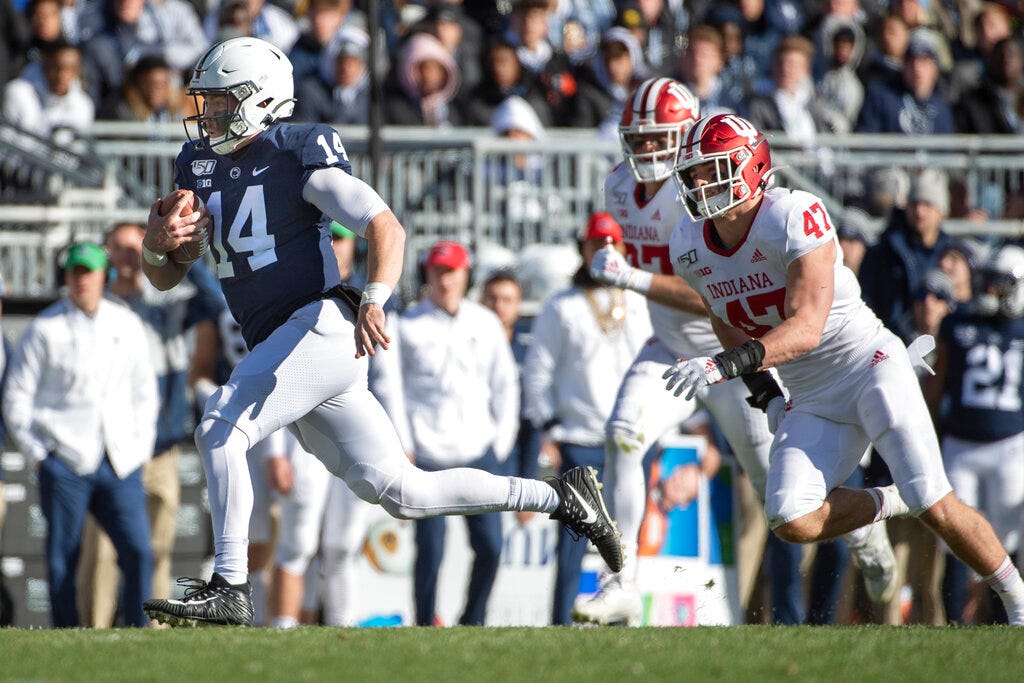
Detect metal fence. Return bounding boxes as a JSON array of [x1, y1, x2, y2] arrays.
[[3, 121, 1024, 302]]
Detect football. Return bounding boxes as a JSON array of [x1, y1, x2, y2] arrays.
[[159, 189, 208, 264]]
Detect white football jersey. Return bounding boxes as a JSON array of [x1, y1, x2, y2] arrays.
[[669, 187, 883, 396], [604, 163, 720, 357]]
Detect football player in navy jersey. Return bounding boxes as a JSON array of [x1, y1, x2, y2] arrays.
[[139, 37, 624, 627], [924, 244, 1024, 623]]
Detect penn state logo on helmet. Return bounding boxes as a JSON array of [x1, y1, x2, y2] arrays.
[[977, 244, 1024, 318], [184, 37, 296, 154], [619, 77, 700, 183], [674, 113, 773, 220]]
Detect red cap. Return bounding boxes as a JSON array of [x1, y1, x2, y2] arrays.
[[424, 240, 471, 270], [583, 212, 623, 243]]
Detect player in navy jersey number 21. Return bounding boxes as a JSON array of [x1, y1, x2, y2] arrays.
[[138, 37, 623, 627], [924, 244, 1024, 622]]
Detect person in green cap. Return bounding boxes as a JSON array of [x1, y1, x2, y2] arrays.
[[329, 221, 360, 285], [2, 241, 159, 627]]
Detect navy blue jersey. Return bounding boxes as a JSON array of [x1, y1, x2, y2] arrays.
[[174, 122, 352, 348], [939, 310, 1024, 442]]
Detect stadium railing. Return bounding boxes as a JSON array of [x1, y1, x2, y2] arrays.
[[2, 122, 1024, 302]]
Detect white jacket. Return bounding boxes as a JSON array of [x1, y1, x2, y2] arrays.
[[398, 298, 519, 468], [523, 285, 652, 446], [3, 298, 158, 478], [2, 70, 94, 140]]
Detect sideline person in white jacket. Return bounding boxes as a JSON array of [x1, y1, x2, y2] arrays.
[[398, 240, 519, 626], [3, 242, 158, 627]]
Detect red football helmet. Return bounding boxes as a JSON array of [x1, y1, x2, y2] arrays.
[[619, 77, 700, 183], [674, 113, 773, 220]]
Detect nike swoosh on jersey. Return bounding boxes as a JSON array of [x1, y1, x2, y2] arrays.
[[568, 485, 598, 524], [253, 166, 271, 176]]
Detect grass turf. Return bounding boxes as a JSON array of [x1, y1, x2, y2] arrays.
[[1, 625, 1022, 682]]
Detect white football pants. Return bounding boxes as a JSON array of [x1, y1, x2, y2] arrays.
[[197, 299, 555, 582], [604, 336, 774, 580]]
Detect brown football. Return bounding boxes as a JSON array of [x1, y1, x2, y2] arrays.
[[159, 189, 208, 264]]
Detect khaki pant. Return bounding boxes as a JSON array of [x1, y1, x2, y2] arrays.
[[735, 472, 770, 622], [852, 517, 945, 625], [77, 447, 180, 627]]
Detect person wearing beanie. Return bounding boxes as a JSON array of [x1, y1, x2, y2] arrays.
[[856, 27, 956, 135], [490, 94, 546, 141], [384, 31, 464, 126], [292, 26, 372, 125], [568, 26, 649, 136], [861, 167, 958, 345]]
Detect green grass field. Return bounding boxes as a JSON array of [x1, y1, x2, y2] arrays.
[[1, 626, 1022, 682]]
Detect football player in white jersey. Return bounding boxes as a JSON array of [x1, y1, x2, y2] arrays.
[[139, 37, 623, 627], [574, 77, 790, 625], [665, 112, 1024, 625]]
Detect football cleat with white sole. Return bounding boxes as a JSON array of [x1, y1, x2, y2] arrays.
[[143, 573, 254, 627], [571, 574, 642, 626], [548, 466, 624, 573], [848, 521, 899, 604]]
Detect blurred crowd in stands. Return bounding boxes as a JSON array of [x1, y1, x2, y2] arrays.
[[3, 0, 1024, 142]]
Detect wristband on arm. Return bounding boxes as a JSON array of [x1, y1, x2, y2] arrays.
[[360, 282, 392, 307], [714, 339, 767, 379], [142, 243, 168, 266], [626, 268, 654, 295]]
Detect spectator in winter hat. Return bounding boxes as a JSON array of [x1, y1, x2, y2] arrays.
[[384, 32, 463, 127], [568, 26, 647, 136], [292, 26, 371, 124], [491, 94, 546, 141], [857, 28, 956, 135]]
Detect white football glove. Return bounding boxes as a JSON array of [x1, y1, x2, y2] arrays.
[[766, 395, 787, 434], [590, 244, 653, 293], [662, 356, 727, 400]]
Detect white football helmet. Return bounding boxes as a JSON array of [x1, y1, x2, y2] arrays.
[[619, 77, 700, 184], [976, 244, 1024, 318], [185, 37, 296, 154]]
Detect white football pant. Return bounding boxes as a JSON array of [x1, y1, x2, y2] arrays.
[[604, 337, 773, 579], [765, 329, 952, 528], [943, 433, 1024, 554], [197, 299, 554, 582]]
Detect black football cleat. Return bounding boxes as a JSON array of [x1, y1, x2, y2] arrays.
[[548, 466, 625, 573], [143, 573, 254, 627]]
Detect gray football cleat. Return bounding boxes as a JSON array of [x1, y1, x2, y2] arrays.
[[848, 521, 899, 604], [571, 573, 643, 626], [143, 573, 254, 627]]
